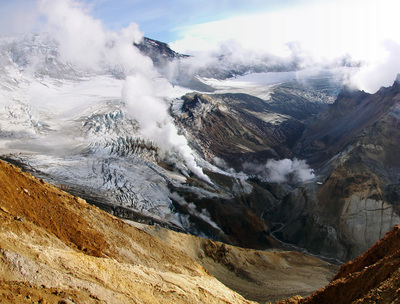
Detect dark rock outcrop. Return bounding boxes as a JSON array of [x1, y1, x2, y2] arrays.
[[174, 92, 310, 170], [134, 37, 189, 67]]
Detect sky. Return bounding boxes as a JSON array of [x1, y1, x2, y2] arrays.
[[1, 0, 328, 42], [86, 0, 318, 42], [1, 0, 400, 91]]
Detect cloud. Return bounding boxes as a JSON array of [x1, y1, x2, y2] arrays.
[[244, 158, 315, 183], [351, 40, 400, 92], [37, 0, 149, 74], [170, 0, 400, 92], [38, 0, 107, 69]]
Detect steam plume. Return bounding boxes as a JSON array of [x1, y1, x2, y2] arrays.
[[244, 158, 315, 183], [122, 74, 211, 183], [29, 0, 211, 182]]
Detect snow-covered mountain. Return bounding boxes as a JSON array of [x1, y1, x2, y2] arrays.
[[4, 33, 392, 261]]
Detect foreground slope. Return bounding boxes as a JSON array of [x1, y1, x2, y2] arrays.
[[0, 159, 337, 303], [277, 225, 400, 304], [0, 159, 253, 304], [134, 222, 337, 303]]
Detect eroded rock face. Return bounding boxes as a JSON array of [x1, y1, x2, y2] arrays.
[[282, 78, 400, 261]]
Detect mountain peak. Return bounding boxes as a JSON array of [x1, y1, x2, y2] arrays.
[[133, 37, 189, 67], [392, 73, 400, 92]]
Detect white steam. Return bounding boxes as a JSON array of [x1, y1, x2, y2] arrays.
[[265, 158, 315, 183], [14, 0, 211, 182], [122, 74, 212, 183], [244, 158, 315, 183], [351, 40, 400, 93], [38, 0, 150, 75], [170, 192, 221, 231]]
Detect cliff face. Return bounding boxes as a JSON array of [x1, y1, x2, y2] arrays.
[[271, 78, 400, 261], [174, 92, 308, 168], [277, 225, 400, 304]]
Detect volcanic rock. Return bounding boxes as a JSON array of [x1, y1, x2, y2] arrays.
[[271, 77, 400, 261]]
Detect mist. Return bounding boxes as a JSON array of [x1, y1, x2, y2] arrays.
[[243, 158, 315, 183], [351, 40, 400, 92]]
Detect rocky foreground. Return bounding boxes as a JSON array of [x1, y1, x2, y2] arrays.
[[1, 159, 400, 303], [0, 159, 336, 303]]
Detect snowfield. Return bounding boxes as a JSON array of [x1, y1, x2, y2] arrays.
[[0, 34, 348, 234]]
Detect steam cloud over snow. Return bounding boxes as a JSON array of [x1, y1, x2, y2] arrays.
[[244, 158, 315, 183], [38, 0, 149, 74], [122, 75, 212, 183], [14, 0, 211, 182]]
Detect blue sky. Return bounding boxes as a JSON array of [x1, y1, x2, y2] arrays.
[[86, 0, 318, 43], [0, 0, 323, 43]]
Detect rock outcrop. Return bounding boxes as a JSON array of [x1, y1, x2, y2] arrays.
[[173, 91, 325, 170]]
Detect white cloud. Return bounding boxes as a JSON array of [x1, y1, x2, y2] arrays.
[[38, 0, 149, 74], [264, 158, 315, 183], [38, 0, 107, 69], [351, 40, 400, 92], [171, 0, 400, 92], [244, 158, 315, 183]]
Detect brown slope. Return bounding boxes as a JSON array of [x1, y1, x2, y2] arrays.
[[0, 159, 254, 304], [134, 221, 338, 303], [276, 225, 400, 304]]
